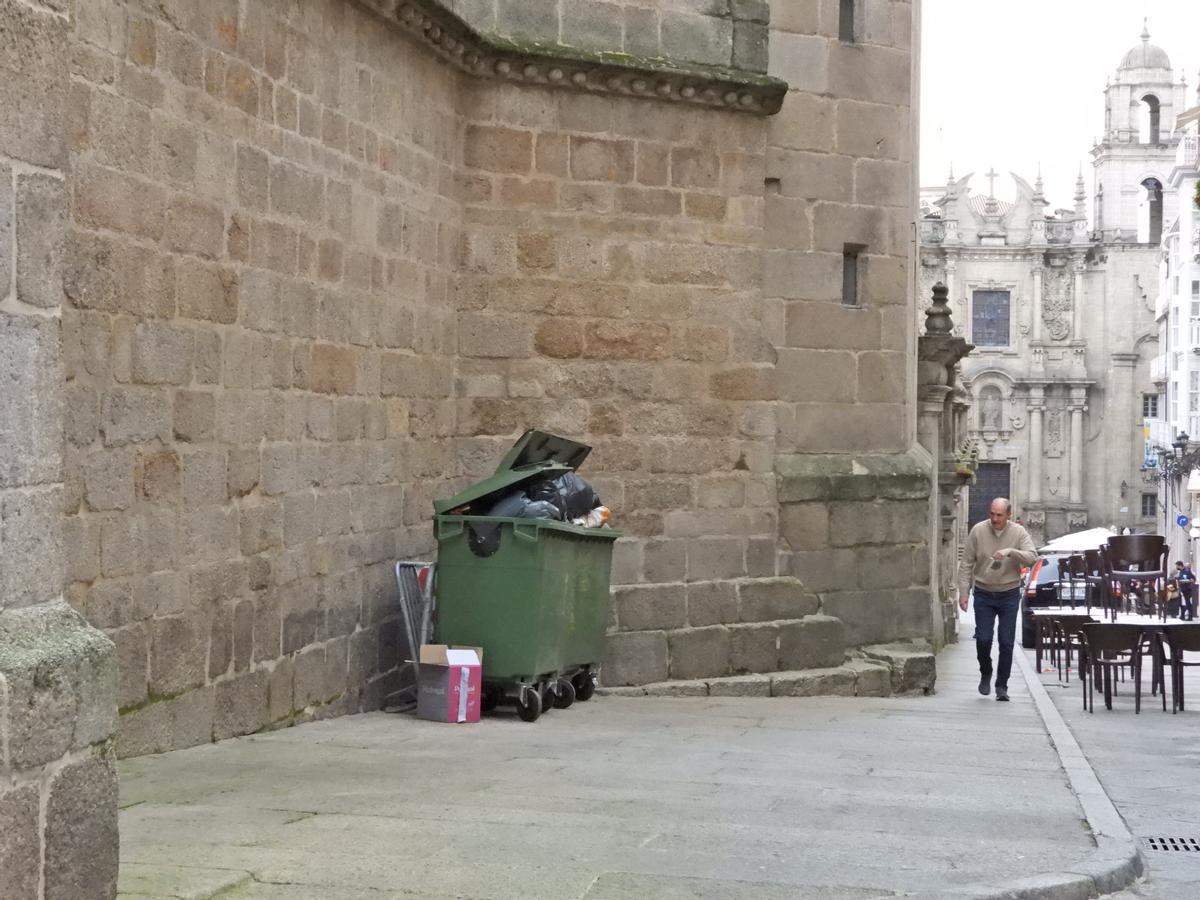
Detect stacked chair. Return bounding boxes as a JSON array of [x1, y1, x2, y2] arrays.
[[1101, 535, 1167, 622]]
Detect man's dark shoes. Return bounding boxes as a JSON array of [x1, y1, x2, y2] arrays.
[[978, 675, 991, 696], [995, 686, 1010, 702]]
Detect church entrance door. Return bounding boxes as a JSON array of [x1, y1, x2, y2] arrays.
[[968, 462, 1012, 530]]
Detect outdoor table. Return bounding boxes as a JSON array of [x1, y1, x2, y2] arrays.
[[1030, 611, 1094, 680]]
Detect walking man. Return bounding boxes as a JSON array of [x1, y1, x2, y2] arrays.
[[1176, 560, 1196, 621], [959, 498, 1038, 701]]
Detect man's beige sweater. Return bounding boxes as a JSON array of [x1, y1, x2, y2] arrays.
[[959, 520, 1038, 595]]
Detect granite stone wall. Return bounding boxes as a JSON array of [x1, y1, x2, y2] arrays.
[[63, 0, 464, 756], [1, 1, 119, 897], [18, 0, 927, 762]]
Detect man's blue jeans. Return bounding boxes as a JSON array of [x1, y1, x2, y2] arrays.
[[973, 587, 1021, 689]]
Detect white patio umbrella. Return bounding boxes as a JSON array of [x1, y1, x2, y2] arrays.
[[1038, 526, 1116, 555]]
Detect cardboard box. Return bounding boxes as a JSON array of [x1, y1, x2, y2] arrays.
[[416, 645, 483, 723]]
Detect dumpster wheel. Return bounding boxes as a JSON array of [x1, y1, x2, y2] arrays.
[[515, 686, 542, 722], [573, 670, 597, 702], [553, 678, 576, 709]]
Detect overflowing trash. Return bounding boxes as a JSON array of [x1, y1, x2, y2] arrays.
[[478, 471, 611, 526], [442, 435, 614, 528]]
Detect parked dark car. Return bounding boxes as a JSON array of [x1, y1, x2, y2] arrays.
[[1019, 556, 1088, 647]]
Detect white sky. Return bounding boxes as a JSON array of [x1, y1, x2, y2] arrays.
[[919, 0, 1200, 212]]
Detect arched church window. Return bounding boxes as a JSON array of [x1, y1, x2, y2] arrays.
[[1140, 94, 1161, 144], [1140, 177, 1163, 244]]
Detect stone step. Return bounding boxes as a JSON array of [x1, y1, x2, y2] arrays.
[[598, 643, 936, 699]]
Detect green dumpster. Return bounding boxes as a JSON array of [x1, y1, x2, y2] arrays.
[[433, 431, 621, 722]]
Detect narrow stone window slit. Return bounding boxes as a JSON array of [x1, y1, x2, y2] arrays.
[[840, 0, 856, 43], [842, 243, 865, 307]]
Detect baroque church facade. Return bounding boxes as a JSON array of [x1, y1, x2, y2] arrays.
[[919, 26, 1186, 544]]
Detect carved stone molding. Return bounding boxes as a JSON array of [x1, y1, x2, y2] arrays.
[[358, 0, 788, 115]]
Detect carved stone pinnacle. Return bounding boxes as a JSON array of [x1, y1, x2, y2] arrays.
[[925, 282, 954, 336]]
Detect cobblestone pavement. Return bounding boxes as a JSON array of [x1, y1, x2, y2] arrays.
[[116, 633, 1104, 899], [1029, 642, 1200, 899]]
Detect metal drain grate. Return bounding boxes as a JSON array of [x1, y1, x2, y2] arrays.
[[1145, 837, 1200, 852]]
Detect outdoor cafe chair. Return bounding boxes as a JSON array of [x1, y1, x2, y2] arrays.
[[1051, 613, 1094, 683], [1079, 623, 1153, 713], [1058, 555, 1087, 610], [1082, 548, 1107, 618], [1102, 535, 1168, 623], [1031, 612, 1094, 682], [1162, 624, 1200, 714]]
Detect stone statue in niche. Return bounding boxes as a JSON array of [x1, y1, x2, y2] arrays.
[[1046, 407, 1064, 457], [980, 391, 1002, 430], [1042, 269, 1073, 341]]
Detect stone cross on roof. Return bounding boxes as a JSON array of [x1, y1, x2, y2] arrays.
[[985, 167, 999, 198]]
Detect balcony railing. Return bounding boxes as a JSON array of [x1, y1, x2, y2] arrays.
[[1151, 354, 1168, 382], [1191, 319, 1200, 349], [1177, 134, 1199, 170], [1148, 417, 1174, 449]]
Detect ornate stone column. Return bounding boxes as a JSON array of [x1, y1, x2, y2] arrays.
[[1028, 385, 1045, 503], [1069, 387, 1088, 504], [918, 284, 975, 647], [1031, 262, 1044, 342], [1071, 257, 1086, 339]]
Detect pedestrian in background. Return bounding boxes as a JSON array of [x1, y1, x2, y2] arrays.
[[1176, 560, 1195, 621], [959, 498, 1038, 702]]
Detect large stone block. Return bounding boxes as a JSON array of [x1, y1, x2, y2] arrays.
[[213, 670, 269, 741], [0, 784, 39, 899], [661, 12, 733, 68], [778, 614, 846, 669], [0, 602, 116, 770], [44, 753, 119, 900], [615, 584, 687, 631], [149, 614, 206, 696], [0, 313, 64, 490], [1, 485, 64, 609], [768, 31, 828, 92], [728, 622, 778, 673], [862, 642, 936, 694], [686, 581, 738, 626], [0, 162, 10, 295], [602, 630, 668, 685], [738, 576, 819, 622], [846, 657, 892, 697], [668, 625, 730, 680], [15, 172, 67, 310], [821, 588, 932, 646], [771, 666, 857, 697], [0, 0, 67, 168]]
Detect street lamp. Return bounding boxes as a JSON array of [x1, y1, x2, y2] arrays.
[[1174, 432, 1190, 457]]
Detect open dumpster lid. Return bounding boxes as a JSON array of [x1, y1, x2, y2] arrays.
[[494, 430, 591, 473], [432, 430, 591, 515]]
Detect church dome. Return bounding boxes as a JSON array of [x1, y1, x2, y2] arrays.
[[1119, 25, 1171, 70]]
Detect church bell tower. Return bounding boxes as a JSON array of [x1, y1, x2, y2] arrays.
[[1092, 23, 1186, 243]]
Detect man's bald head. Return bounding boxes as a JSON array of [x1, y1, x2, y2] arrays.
[[989, 497, 1012, 529]]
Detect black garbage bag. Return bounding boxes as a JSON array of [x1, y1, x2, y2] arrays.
[[528, 471, 600, 522], [481, 490, 562, 520]]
